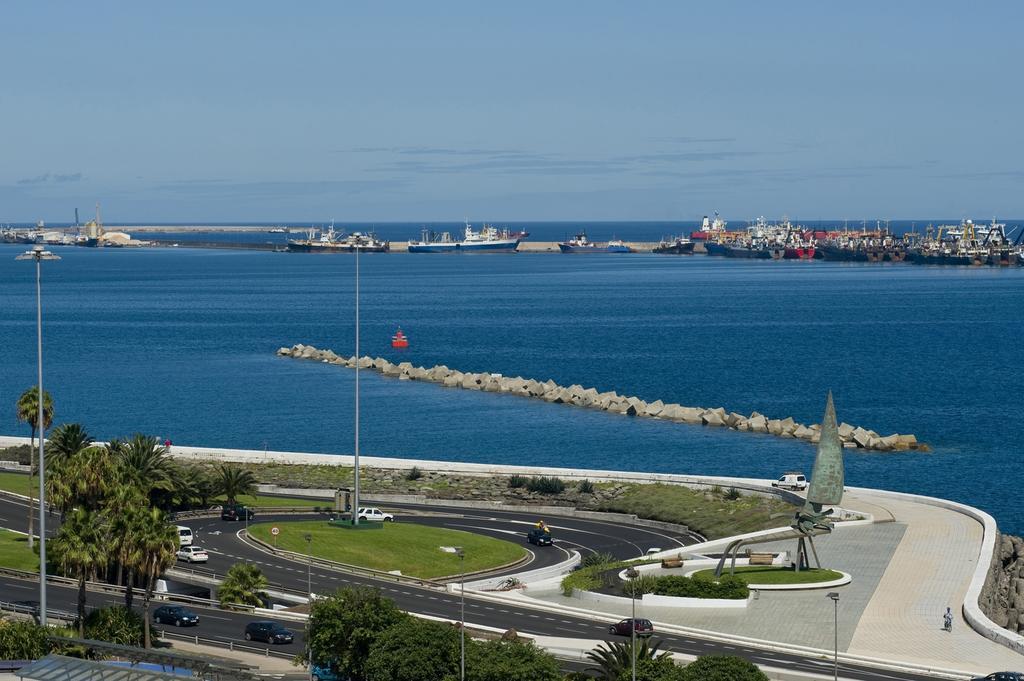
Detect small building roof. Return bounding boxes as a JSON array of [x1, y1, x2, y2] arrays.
[[17, 655, 186, 681]]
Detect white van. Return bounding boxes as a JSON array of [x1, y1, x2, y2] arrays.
[[771, 472, 808, 491], [176, 525, 194, 546]]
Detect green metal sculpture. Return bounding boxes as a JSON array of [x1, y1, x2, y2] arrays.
[[791, 391, 845, 569]]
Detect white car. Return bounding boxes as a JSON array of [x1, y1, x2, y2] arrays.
[[176, 546, 209, 563], [357, 507, 394, 522], [771, 472, 808, 491]]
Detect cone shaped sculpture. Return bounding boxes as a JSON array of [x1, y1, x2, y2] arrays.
[[806, 390, 845, 507]]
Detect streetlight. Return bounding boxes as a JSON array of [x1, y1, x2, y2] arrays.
[[16, 245, 60, 626], [304, 533, 313, 598], [352, 236, 360, 526], [827, 591, 840, 681], [443, 546, 465, 681], [625, 567, 639, 681]]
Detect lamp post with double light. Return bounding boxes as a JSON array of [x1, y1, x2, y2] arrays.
[[827, 591, 840, 681], [16, 245, 60, 626], [625, 566, 639, 681], [456, 547, 465, 681]]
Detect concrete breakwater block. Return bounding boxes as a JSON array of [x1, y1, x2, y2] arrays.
[[276, 345, 924, 452]]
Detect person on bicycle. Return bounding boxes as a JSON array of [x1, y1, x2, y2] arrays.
[[943, 607, 953, 632]]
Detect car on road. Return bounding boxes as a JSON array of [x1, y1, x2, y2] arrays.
[[608, 618, 654, 637], [176, 525, 194, 546], [972, 674, 1024, 681], [527, 528, 552, 546], [152, 605, 199, 627], [176, 546, 209, 563], [244, 621, 294, 644], [357, 507, 394, 522], [221, 504, 255, 521], [771, 471, 808, 491]]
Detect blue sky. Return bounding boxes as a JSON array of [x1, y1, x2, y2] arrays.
[[1, 2, 1022, 222]]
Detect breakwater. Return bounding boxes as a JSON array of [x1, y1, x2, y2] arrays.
[[276, 344, 923, 452]]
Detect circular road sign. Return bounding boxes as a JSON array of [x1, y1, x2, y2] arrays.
[[271, 526, 280, 536]]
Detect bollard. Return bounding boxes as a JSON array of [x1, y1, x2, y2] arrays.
[[265, 648, 269, 657], [229, 641, 233, 651], [195, 635, 198, 644]]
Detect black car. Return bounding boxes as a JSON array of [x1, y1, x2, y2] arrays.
[[608, 618, 654, 637], [222, 505, 255, 521], [527, 528, 553, 546], [972, 674, 1024, 681], [244, 620, 294, 644], [152, 605, 199, 627]]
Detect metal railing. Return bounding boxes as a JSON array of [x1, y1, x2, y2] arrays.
[[156, 629, 297, 661]]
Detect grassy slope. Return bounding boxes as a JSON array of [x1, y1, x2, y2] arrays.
[[690, 565, 843, 585], [597, 483, 794, 539], [248, 520, 526, 579], [0, 472, 34, 497], [0, 529, 39, 571]]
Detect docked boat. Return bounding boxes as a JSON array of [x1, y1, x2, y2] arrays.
[[407, 222, 520, 253], [288, 225, 390, 253], [690, 213, 728, 241], [558, 232, 632, 253], [653, 236, 695, 254]]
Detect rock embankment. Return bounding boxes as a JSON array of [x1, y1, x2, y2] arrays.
[[276, 344, 924, 452], [980, 533, 1024, 636]]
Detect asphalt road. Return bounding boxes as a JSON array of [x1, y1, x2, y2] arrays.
[[0, 494, 950, 679]]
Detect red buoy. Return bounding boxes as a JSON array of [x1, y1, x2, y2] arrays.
[[391, 328, 409, 348]]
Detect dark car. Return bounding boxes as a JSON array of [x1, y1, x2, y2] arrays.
[[608, 618, 654, 637], [152, 605, 199, 627], [527, 528, 553, 546], [244, 620, 294, 644], [972, 674, 1024, 681], [222, 505, 255, 521]]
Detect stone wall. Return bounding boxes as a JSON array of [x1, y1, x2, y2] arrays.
[[277, 344, 923, 452], [980, 533, 1024, 635]]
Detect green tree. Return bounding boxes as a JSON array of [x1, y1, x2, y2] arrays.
[[118, 434, 175, 502], [616, 656, 687, 681], [219, 563, 270, 609], [173, 462, 217, 510], [466, 639, 562, 681], [106, 487, 149, 609], [15, 386, 53, 550], [84, 606, 145, 646], [215, 464, 258, 506], [44, 422, 93, 467], [305, 587, 407, 680], [47, 444, 115, 515], [680, 655, 768, 681], [586, 639, 669, 681], [364, 618, 459, 681], [51, 508, 108, 637], [0, 619, 52, 659], [135, 508, 179, 648]]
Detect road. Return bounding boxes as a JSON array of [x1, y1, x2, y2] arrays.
[[0, 494, 950, 679]]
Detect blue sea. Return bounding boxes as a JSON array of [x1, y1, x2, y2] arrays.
[[1, 235, 1022, 534]]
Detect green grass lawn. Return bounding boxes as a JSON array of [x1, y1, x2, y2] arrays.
[[690, 565, 843, 585], [0, 471, 34, 497], [248, 519, 526, 579], [0, 529, 39, 572]]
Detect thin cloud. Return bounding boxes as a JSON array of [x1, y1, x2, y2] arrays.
[[17, 173, 51, 185], [153, 178, 408, 199], [16, 172, 83, 185]]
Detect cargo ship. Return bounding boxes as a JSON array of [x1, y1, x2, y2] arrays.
[[690, 213, 728, 241], [407, 222, 520, 253], [653, 236, 695, 254], [287, 225, 390, 253], [558, 232, 632, 253]]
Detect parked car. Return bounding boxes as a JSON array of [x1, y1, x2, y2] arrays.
[[357, 507, 394, 522], [221, 504, 255, 521], [176, 525, 194, 546], [311, 665, 344, 681], [244, 621, 294, 644], [176, 545, 209, 563], [527, 528, 552, 546], [152, 605, 199, 627], [771, 471, 808, 491], [608, 618, 654, 637], [972, 674, 1024, 681]]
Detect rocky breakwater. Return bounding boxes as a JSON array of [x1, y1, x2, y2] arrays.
[[981, 533, 1024, 637], [276, 344, 924, 452]]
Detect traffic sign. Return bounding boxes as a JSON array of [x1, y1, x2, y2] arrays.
[[271, 526, 280, 536]]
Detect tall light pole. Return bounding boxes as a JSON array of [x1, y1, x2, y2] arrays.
[[456, 547, 465, 681], [625, 567, 638, 681], [304, 533, 313, 598], [352, 240, 360, 525], [827, 592, 840, 681], [16, 245, 60, 626]]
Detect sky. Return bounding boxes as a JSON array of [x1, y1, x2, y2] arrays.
[[1, 2, 1022, 223]]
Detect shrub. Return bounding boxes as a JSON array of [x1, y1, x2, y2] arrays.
[[651, 574, 748, 600], [709, 484, 723, 497], [577, 479, 594, 494], [0, 620, 52, 660], [581, 551, 616, 569], [405, 466, 423, 481], [508, 474, 528, 489], [623, 573, 658, 597], [526, 476, 565, 494], [84, 606, 146, 646], [0, 444, 33, 466], [563, 554, 628, 596], [723, 487, 742, 501], [681, 654, 768, 681]]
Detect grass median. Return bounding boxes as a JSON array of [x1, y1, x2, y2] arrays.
[[0, 529, 39, 571], [690, 565, 843, 585], [248, 519, 527, 579]]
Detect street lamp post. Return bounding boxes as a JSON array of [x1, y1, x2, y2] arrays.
[[827, 591, 840, 681], [304, 533, 313, 598], [352, 238, 360, 526], [625, 567, 638, 681], [456, 547, 465, 681], [16, 245, 60, 626]]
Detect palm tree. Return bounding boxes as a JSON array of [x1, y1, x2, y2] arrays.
[[51, 508, 108, 637], [15, 386, 53, 550], [105, 483, 148, 605], [45, 423, 94, 467], [218, 563, 269, 609], [585, 639, 668, 681], [47, 445, 114, 515], [118, 434, 175, 504], [173, 463, 216, 510], [135, 508, 178, 648], [214, 464, 258, 506]]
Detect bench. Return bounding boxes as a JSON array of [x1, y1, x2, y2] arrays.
[[748, 552, 774, 566], [660, 558, 684, 569]]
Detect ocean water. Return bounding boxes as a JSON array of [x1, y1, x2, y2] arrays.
[[1, 243, 1022, 534]]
